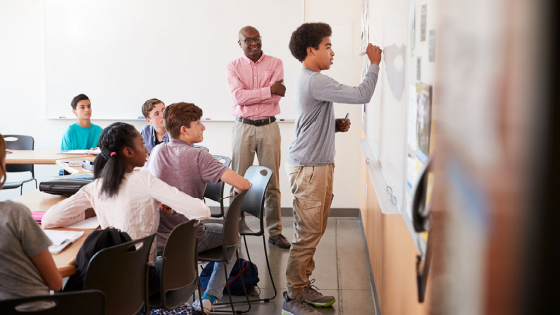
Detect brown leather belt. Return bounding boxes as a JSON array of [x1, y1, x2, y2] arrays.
[[236, 116, 276, 126]]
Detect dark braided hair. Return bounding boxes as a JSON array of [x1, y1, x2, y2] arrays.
[[93, 122, 138, 198], [289, 22, 332, 62]]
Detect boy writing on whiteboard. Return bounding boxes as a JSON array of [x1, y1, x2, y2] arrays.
[[140, 98, 169, 156], [60, 94, 103, 151], [282, 23, 382, 315]]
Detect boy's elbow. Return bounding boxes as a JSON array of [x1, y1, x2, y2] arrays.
[[240, 179, 251, 191], [49, 277, 63, 292]]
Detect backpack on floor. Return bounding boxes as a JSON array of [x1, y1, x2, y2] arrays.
[[199, 258, 259, 295]]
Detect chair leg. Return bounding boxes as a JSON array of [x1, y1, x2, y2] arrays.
[[211, 252, 252, 314], [261, 234, 278, 301], [235, 250, 251, 314], [223, 261, 237, 314], [242, 236, 252, 262], [215, 236, 277, 306]]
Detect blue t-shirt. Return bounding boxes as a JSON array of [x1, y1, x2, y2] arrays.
[[140, 125, 169, 155], [60, 123, 103, 150]]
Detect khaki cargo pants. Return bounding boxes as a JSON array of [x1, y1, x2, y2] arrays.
[[285, 162, 334, 298]]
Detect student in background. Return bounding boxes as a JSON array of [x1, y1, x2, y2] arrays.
[[281, 23, 382, 315], [60, 94, 103, 151], [140, 98, 169, 156], [142, 102, 251, 314], [43, 122, 210, 296], [0, 134, 63, 301]]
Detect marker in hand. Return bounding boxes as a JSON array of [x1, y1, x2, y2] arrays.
[[344, 112, 350, 122], [359, 52, 367, 56]]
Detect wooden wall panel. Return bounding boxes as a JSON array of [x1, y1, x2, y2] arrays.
[[360, 156, 431, 315]]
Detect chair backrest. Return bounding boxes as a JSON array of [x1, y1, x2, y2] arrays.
[[0, 290, 105, 315], [204, 181, 226, 217], [159, 220, 199, 309], [222, 190, 247, 260], [84, 233, 155, 315], [213, 155, 232, 167], [203, 155, 232, 217], [240, 166, 273, 231], [4, 135, 34, 174]]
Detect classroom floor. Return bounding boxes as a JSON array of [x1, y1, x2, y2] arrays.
[[187, 216, 377, 315]]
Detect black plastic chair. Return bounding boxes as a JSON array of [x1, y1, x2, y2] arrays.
[[0, 290, 105, 315], [197, 191, 251, 314], [84, 234, 156, 315], [2, 135, 37, 195], [204, 155, 232, 218], [237, 166, 275, 303], [150, 220, 202, 312]]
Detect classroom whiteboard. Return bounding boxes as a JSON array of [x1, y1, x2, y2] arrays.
[[44, 0, 303, 121], [360, 0, 436, 226]]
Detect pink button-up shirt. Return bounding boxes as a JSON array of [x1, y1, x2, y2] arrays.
[[226, 53, 284, 119]]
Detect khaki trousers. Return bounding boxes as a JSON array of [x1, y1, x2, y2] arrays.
[[285, 162, 334, 298], [231, 121, 282, 236]]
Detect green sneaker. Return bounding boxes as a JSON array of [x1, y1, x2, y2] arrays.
[[303, 279, 336, 308]]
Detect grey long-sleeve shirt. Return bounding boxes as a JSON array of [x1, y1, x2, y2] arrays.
[[286, 64, 380, 166]]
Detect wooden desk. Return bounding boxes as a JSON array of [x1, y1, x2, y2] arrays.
[[56, 156, 142, 174], [6, 150, 94, 165], [56, 156, 96, 174], [13, 190, 96, 277]]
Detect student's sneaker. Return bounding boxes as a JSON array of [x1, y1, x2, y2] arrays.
[[282, 291, 322, 315], [303, 279, 336, 308], [192, 298, 214, 315]]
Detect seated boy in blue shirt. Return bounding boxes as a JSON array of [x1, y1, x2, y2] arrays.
[[60, 94, 103, 150], [140, 98, 169, 156]]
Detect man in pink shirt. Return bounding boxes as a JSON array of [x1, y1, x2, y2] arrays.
[[226, 25, 290, 249]]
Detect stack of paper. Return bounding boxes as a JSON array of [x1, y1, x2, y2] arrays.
[[58, 148, 101, 155], [43, 230, 85, 254]]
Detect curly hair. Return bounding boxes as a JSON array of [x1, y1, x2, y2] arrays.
[[71, 94, 90, 110], [289, 23, 332, 62], [141, 98, 164, 118], [93, 122, 138, 198], [163, 102, 203, 139]]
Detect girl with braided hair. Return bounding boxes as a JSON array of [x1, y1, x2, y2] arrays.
[[43, 122, 210, 295]]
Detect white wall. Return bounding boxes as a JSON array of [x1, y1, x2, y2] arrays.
[[0, 0, 365, 209]]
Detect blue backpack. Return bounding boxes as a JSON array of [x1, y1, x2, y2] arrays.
[[199, 258, 259, 295]]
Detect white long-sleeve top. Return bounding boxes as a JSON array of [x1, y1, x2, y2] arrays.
[[42, 171, 210, 265]]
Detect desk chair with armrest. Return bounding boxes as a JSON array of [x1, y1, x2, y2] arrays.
[[0, 290, 105, 315], [204, 155, 232, 218], [2, 135, 37, 195], [84, 234, 156, 315]]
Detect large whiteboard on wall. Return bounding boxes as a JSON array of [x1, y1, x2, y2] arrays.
[[360, 0, 436, 226], [44, 0, 302, 120]]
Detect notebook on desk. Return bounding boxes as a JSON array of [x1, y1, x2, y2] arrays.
[[43, 230, 85, 254], [58, 148, 100, 155]]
